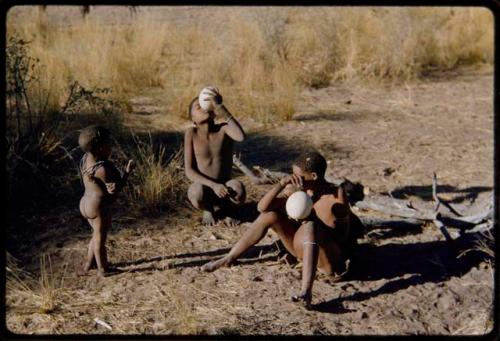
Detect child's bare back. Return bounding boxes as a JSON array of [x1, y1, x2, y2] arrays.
[[77, 125, 134, 277]]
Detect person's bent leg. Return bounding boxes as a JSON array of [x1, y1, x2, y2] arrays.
[[292, 221, 320, 308], [202, 211, 295, 271], [188, 182, 216, 225]]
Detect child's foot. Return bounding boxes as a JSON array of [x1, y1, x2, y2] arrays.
[[223, 216, 240, 227], [202, 210, 216, 226], [291, 292, 312, 310], [76, 268, 90, 277], [201, 257, 230, 272], [97, 267, 121, 278]]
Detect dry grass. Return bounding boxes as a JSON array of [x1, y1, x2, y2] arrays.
[[6, 253, 65, 318], [7, 6, 493, 121], [124, 133, 187, 214]]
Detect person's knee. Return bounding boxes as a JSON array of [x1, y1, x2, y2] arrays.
[[188, 183, 205, 208], [225, 179, 246, 205], [297, 221, 315, 237], [259, 210, 282, 224], [293, 221, 316, 249]]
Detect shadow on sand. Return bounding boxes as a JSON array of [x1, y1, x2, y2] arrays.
[[114, 241, 286, 273], [390, 185, 492, 203], [313, 231, 490, 313]]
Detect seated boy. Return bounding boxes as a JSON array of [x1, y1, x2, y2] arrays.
[[184, 88, 246, 226], [201, 151, 363, 309]]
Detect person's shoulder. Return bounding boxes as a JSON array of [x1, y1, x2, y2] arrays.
[[185, 126, 196, 139]]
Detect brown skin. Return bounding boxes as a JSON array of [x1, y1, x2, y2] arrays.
[[201, 164, 352, 309], [184, 94, 246, 226], [79, 142, 134, 277]]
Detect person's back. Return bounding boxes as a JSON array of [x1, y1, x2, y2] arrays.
[[77, 125, 134, 277]]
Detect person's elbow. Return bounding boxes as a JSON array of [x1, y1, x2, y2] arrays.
[[233, 130, 245, 142], [257, 201, 269, 213]]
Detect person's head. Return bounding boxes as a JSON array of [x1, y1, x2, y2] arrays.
[[292, 151, 327, 187], [78, 125, 112, 158], [188, 97, 214, 126]]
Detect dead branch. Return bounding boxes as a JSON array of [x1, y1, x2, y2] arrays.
[[232, 155, 267, 185]]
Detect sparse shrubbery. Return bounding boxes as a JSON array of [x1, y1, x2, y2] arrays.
[[5, 37, 183, 236]]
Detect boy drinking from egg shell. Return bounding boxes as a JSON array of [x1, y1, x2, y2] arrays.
[[201, 151, 363, 309], [184, 87, 246, 226]]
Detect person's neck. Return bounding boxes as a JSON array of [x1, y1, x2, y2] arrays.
[[197, 120, 215, 135]]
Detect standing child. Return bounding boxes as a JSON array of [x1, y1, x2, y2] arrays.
[[78, 125, 134, 277], [184, 87, 246, 226]]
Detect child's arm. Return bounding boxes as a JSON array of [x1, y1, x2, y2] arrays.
[[331, 185, 350, 222], [184, 128, 229, 198], [205, 89, 245, 142], [257, 174, 302, 212], [94, 161, 134, 196], [216, 104, 245, 142]]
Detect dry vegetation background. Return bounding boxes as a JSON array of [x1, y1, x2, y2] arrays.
[[5, 6, 495, 336], [7, 6, 493, 120]]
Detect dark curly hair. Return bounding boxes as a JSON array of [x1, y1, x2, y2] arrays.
[[293, 151, 327, 178], [78, 125, 112, 153]]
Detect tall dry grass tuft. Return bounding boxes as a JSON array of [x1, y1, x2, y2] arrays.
[[7, 7, 493, 121], [6, 253, 65, 315], [126, 133, 187, 214]]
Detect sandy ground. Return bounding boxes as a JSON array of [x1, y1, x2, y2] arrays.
[[5, 64, 495, 335]]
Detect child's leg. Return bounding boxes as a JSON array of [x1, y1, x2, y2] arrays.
[[84, 223, 96, 271], [91, 213, 110, 274], [188, 182, 217, 225], [292, 222, 343, 307], [201, 211, 297, 271], [292, 221, 319, 303]]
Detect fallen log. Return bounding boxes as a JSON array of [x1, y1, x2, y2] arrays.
[[355, 193, 492, 226]]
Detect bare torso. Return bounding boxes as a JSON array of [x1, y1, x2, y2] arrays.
[[191, 124, 233, 183]]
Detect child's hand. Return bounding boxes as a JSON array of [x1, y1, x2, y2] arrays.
[[126, 160, 135, 173], [106, 182, 117, 194], [279, 174, 303, 189], [202, 87, 223, 107], [212, 183, 229, 198]]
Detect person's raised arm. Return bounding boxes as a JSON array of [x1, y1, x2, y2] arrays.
[[257, 174, 303, 213], [202, 88, 245, 142], [216, 104, 245, 142]]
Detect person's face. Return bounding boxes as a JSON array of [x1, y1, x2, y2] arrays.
[[191, 99, 213, 125], [292, 164, 318, 189]]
